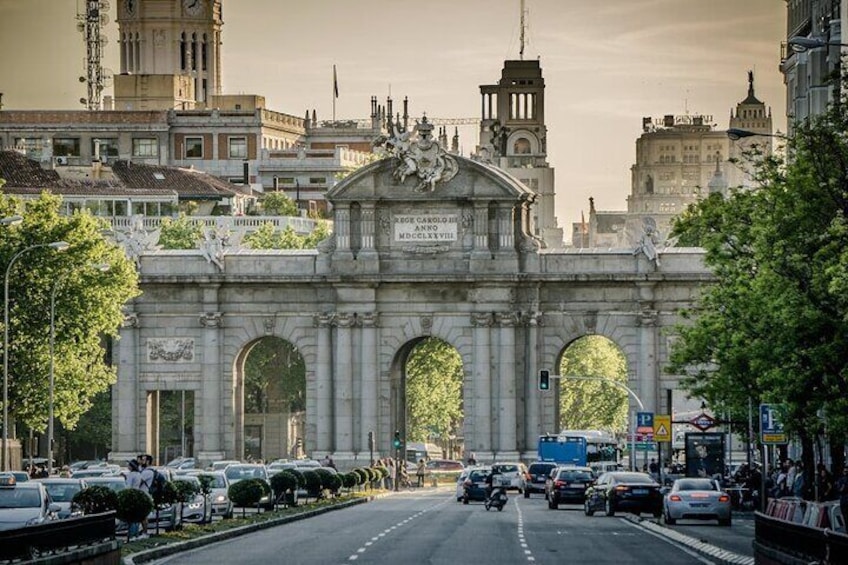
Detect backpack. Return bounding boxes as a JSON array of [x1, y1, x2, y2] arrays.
[[145, 469, 167, 499]]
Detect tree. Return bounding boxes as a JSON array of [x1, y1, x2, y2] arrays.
[[668, 96, 848, 475], [243, 221, 330, 250], [0, 193, 139, 432], [260, 191, 298, 216], [405, 338, 463, 444], [158, 213, 202, 249], [558, 336, 628, 433], [244, 337, 305, 415]]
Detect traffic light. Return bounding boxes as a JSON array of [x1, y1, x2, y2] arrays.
[[393, 430, 402, 449], [539, 370, 550, 391]]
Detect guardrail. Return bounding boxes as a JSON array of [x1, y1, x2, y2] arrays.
[[0, 511, 116, 562], [754, 510, 848, 564]]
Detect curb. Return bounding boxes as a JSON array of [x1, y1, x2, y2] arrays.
[[622, 514, 754, 565], [122, 497, 370, 564]]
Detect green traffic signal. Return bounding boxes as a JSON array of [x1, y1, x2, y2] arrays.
[[539, 370, 550, 391]]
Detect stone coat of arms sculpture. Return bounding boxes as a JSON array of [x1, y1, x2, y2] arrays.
[[374, 115, 459, 192]]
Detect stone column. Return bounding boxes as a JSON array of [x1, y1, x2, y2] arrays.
[[359, 312, 378, 460], [112, 312, 139, 456], [334, 313, 355, 456], [198, 309, 224, 463], [499, 207, 514, 250], [497, 312, 518, 459], [335, 206, 351, 251], [473, 204, 489, 253], [360, 206, 376, 251], [523, 309, 542, 459], [470, 313, 493, 460], [314, 313, 334, 455], [636, 282, 658, 413]]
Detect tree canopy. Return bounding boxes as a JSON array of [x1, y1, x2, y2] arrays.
[[0, 192, 139, 431], [242, 221, 330, 250], [668, 97, 848, 469], [260, 191, 298, 217], [405, 338, 463, 444]]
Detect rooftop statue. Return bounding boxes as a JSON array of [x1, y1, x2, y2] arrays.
[[374, 115, 458, 192]]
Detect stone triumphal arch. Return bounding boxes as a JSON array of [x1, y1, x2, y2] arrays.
[[110, 128, 712, 467]]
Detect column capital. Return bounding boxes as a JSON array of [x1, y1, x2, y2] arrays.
[[336, 312, 356, 328], [360, 311, 379, 328], [638, 309, 658, 327], [199, 312, 223, 328], [470, 312, 494, 327], [314, 312, 336, 327], [496, 311, 520, 327], [122, 311, 139, 328]]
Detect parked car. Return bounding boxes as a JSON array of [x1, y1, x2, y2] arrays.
[[224, 464, 272, 509], [165, 457, 197, 471], [0, 475, 60, 531], [172, 475, 212, 524], [82, 475, 127, 493], [524, 462, 557, 498], [209, 460, 241, 472], [189, 471, 232, 519], [462, 468, 493, 504], [71, 467, 119, 479], [455, 467, 477, 501], [491, 463, 527, 493], [584, 471, 662, 517], [36, 478, 87, 519], [546, 466, 595, 509], [662, 478, 731, 526], [0, 472, 29, 483]]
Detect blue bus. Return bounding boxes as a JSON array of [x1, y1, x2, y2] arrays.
[[537, 434, 588, 466]]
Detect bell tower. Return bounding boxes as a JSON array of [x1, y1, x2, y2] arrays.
[[114, 0, 223, 110]]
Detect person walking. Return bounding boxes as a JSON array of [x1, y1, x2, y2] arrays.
[[126, 458, 147, 539], [137, 455, 155, 538], [835, 467, 848, 524], [385, 458, 394, 490], [416, 459, 427, 488]]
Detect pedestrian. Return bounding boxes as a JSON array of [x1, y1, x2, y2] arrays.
[[125, 459, 147, 539], [467, 453, 477, 466], [416, 459, 427, 487], [835, 467, 848, 526], [648, 458, 659, 480], [137, 454, 155, 538], [817, 464, 834, 501], [791, 462, 805, 498], [385, 458, 394, 490], [326, 456, 337, 470]]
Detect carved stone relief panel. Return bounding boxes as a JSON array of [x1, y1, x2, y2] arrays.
[[147, 338, 195, 363]]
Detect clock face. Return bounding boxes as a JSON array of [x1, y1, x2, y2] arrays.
[[183, 0, 205, 16], [124, 0, 136, 16]]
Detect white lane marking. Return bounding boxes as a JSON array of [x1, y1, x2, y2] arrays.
[[515, 498, 536, 563], [620, 518, 715, 565]]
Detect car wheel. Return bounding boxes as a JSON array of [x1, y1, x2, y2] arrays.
[[652, 509, 661, 519], [719, 517, 732, 527], [664, 509, 676, 525], [497, 505, 503, 512], [463, 497, 469, 505], [604, 497, 615, 516], [548, 497, 558, 510], [524, 490, 530, 499], [584, 499, 595, 516]]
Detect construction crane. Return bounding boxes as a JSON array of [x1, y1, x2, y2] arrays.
[[77, 0, 110, 111]]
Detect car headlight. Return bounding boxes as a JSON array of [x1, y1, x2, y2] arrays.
[[188, 502, 202, 509], [215, 495, 226, 503]]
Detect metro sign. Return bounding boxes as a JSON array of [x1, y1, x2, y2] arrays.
[[690, 412, 717, 431]]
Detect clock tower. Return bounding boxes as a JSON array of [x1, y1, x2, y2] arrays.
[[114, 0, 223, 110]]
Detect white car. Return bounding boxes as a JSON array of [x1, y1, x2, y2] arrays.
[[189, 471, 232, 518], [0, 475, 60, 531], [663, 478, 732, 526], [35, 478, 87, 519], [491, 463, 527, 493]]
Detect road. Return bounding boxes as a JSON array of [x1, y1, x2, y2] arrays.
[[151, 488, 754, 565]]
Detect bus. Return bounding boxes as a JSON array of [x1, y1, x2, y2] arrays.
[[558, 430, 621, 473], [537, 434, 588, 466]]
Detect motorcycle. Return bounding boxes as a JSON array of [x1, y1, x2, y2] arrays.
[[485, 486, 508, 511]]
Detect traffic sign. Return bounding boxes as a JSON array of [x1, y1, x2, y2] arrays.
[[634, 441, 656, 451], [760, 404, 788, 444], [636, 412, 654, 434], [653, 414, 671, 442], [690, 412, 717, 431]]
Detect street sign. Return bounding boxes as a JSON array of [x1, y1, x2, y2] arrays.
[[653, 414, 671, 442], [690, 412, 717, 431], [636, 412, 654, 434], [760, 404, 788, 444], [634, 442, 656, 451]]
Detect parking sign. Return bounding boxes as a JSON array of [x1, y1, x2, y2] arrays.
[[760, 404, 788, 444]]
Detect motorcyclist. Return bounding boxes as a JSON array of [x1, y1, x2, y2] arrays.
[[485, 469, 506, 506]]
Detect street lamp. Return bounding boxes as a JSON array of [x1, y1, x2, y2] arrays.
[[726, 128, 786, 141], [48, 263, 109, 474], [2, 241, 70, 471], [0, 216, 23, 227], [788, 36, 848, 53]]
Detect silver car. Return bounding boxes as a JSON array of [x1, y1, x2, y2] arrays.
[[0, 476, 59, 531], [36, 478, 87, 519], [189, 471, 232, 518], [663, 478, 732, 526], [172, 475, 212, 524]]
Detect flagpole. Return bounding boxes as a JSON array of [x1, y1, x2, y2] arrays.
[[333, 65, 337, 122]]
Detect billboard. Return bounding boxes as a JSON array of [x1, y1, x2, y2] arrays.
[[684, 432, 725, 479]]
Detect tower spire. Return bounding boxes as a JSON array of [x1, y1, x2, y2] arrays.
[[519, 0, 526, 60]]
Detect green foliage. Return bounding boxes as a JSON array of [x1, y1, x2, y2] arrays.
[[270, 470, 299, 498], [0, 192, 139, 431], [242, 221, 330, 250], [158, 213, 202, 249], [405, 338, 463, 443], [173, 480, 200, 503], [260, 191, 298, 216], [351, 468, 367, 486], [115, 489, 153, 523], [667, 95, 848, 456], [244, 337, 305, 415], [72, 485, 118, 514], [228, 479, 265, 509], [558, 336, 629, 433], [197, 474, 215, 496], [301, 470, 321, 495], [152, 480, 178, 507], [341, 472, 357, 489], [65, 389, 111, 458], [324, 473, 342, 494]]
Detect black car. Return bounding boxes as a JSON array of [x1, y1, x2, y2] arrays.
[[546, 466, 594, 509], [524, 462, 557, 498], [584, 471, 662, 517], [462, 469, 492, 504]]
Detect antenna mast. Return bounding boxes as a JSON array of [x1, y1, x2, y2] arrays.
[[519, 0, 526, 60], [77, 1, 108, 111]]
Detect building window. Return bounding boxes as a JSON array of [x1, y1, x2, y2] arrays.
[[92, 139, 119, 159], [309, 177, 326, 185], [185, 137, 203, 159], [14, 138, 44, 159], [229, 137, 248, 159], [513, 137, 532, 154], [53, 138, 80, 157], [133, 138, 158, 157]]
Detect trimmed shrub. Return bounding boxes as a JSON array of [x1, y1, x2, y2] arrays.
[[116, 489, 154, 540], [72, 485, 118, 515], [286, 468, 305, 488], [324, 473, 343, 495], [270, 470, 299, 506], [301, 470, 321, 499], [173, 480, 200, 504], [152, 480, 179, 508], [352, 468, 368, 487], [228, 479, 265, 518], [341, 472, 357, 490]]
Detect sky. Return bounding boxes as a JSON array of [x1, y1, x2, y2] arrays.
[[0, 0, 786, 240]]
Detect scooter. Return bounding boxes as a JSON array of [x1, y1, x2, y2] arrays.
[[485, 486, 508, 511]]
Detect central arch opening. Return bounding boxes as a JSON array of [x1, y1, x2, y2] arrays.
[[402, 337, 464, 465]]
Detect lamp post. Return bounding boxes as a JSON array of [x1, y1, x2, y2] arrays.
[[48, 263, 108, 475], [726, 128, 785, 141], [2, 241, 70, 471], [788, 36, 848, 53]]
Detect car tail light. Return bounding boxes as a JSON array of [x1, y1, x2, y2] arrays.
[[718, 495, 730, 503], [615, 485, 629, 492], [669, 495, 682, 502], [554, 480, 566, 488]]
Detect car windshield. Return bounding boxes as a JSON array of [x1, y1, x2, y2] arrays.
[[528, 464, 555, 474], [86, 479, 125, 492], [493, 465, 518, 474], [225, 466, 265, 481], [43, 483, 82, 502], [676, 479, 717, 491], [558, 470, 594, 482], [0, 488, 41, 508], [469, 470, 491, 481], [611, 473, 656, 484]]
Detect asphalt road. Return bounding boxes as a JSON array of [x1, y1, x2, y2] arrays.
[[151, 488, 754, 564]]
